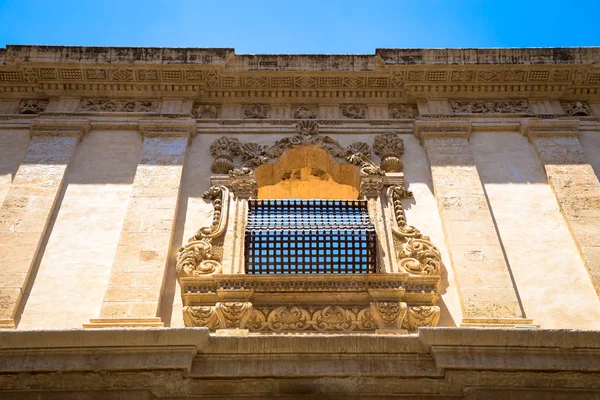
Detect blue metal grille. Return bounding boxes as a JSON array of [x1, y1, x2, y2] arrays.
[[245, 199, 377, 274]]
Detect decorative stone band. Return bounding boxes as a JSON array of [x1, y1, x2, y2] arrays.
[[182, 302, 440, 333], [138, 118, 197, 138], [180, 273, 440, 309], [29, 118, 91, 139]]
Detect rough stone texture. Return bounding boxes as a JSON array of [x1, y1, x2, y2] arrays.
[[530, 135, 600, 296], [90, 136, 188, 327], [420, 131, 526, 325], [0, 135, 79, 328]]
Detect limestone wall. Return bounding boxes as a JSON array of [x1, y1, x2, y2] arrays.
[[1, 45, 600, 332]]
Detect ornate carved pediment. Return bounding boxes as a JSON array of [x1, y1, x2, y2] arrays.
[[210, 120, 374, 176]]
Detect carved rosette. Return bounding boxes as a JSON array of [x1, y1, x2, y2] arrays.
[[210, 136, 241, 173], [373, 132, 404, 172], [176, 186, 229, 277], [388, 185, 443, 276]]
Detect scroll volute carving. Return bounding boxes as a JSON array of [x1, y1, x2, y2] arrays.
[[388, 185, 443, 276], [176, 186, 229, 277]]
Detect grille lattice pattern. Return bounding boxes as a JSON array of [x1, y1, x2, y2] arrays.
[[245, 199, 377, 274]]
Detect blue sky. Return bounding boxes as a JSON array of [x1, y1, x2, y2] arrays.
[[1, 0, 598, 53]]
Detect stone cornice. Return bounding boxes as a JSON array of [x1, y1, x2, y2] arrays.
[[1, 46, 599, 101]]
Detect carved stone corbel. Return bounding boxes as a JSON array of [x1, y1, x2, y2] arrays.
[[176, 186, 229, 277], [182, 302, 253, 330], [388, 185, 443, 276], [373, 132, 404, 172], [402, 306, 441, 331], [370, 301, 408, 331]]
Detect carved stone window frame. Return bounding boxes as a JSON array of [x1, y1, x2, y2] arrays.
[[177, 121, 444, 333]]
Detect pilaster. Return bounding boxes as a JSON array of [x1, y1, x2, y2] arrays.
[[523, 119, 600, 296], [85, 118, 196, 328], [0, 118, 89, 329], [414, 120, 531, 327]]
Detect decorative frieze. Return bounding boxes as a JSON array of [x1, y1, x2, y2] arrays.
[[182, 301, 436, 333], [450, 100, 531, 114], [79, 99, 160, 113], [18, 99, 48, 114]]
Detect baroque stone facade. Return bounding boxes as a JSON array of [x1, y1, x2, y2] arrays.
[[1, 45, 600, 398]]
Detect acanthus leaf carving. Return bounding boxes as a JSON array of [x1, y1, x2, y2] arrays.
[[388, 185, 443, 276], [389, 105, 418, 119], [18, 99, 48, 114], [450, 100, 530, 114], [176, 186, 229, 277], [79, 99, 160, 113], [194, 105, 219, 119], [402, 306, 441, 331], [293, 106, 317, 119], [216, 121, 381, 176], [370, 301, 407, 330]]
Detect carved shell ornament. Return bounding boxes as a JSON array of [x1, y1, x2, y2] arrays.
[[176, 186, 229, 277]]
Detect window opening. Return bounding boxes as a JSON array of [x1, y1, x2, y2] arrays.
[[245, 199, 377, 274]]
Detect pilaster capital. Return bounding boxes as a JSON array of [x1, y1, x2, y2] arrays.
[[29, 118, 90, 139], [413, 120, 472, 144], [521, 118, 580, 139], [138, 118, 197, 138]]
